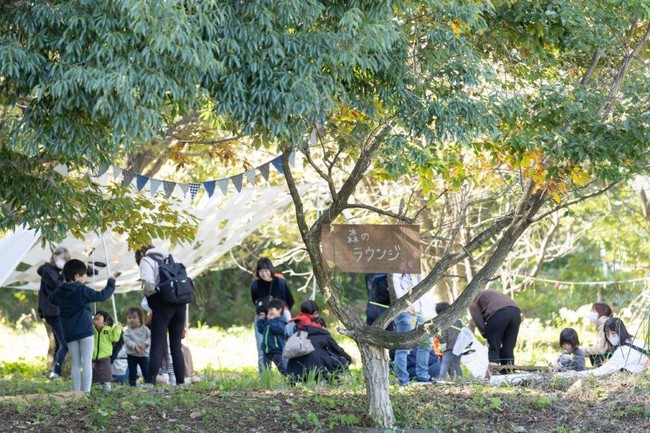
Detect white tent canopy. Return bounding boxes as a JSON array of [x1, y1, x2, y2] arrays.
[[0, 184, 312, 294]]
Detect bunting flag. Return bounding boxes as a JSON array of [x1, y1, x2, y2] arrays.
[[189, 183, 201, 199], [82, 149, 298, 199], [271, 156, 284, 174], [217, 179, 229, 196], [203, 180, 216, 198], [259, 162, 270, 182], [309, 128, 318, 146], [231, 173, 244, 192], [122, 170, 135, 186], [136, 175, 148, 192], [54, 164, 68, 176], [163, 181, 175, 198], [244, 169, 256, 186], [150, 179, 162, 196], [113, 166, 123, 179], [95, 164, 109, 177]]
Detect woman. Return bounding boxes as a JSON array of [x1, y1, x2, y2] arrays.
[[577, 318, 647, 377], [136, 245, 186, 386], [582, 302, 613, 367], [250, 257, 294, 374], [37, 246, 70, 379], [469, 290, 521, 366], [286, 300, 352, 382]]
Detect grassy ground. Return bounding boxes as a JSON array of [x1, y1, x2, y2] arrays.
[[0, 320, 649, 432]]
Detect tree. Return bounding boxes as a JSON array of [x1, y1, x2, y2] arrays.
[[2, 0, 648, 428]]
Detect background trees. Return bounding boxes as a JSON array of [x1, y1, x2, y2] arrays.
[[1, 0, 649, 428]]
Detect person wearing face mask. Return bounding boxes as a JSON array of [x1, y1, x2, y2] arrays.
[[37, 247, 71, 379], [582, 302, 613, 367], [575, 318, 648, 377]]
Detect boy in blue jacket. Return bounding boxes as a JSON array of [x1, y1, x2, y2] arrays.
[[256, 299, 287, 374]]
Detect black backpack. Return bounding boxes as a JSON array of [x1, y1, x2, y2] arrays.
[[150, 255, 195, 305]]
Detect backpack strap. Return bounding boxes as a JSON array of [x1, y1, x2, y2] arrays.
[[625, 342, 649, 356]]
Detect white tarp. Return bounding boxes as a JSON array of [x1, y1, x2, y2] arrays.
[[0, 185, 313, 293]]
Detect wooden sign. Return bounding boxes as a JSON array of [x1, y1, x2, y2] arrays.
[[321, 224, 420, 273]]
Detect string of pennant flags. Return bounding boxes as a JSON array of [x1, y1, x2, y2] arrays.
[[53, 150, 297, 200]]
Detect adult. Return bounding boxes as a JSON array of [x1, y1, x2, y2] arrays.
[[37, 246, 70, 379], [136, 245, 186, 386], [250, 257, 294, 374], [575, 318, 647, 377], [582, 302, 613, 367], [286, 301, 352, 382], [365, 273, 391, 326], [469, 290, 521, 366], [392, 272, 433, 385]]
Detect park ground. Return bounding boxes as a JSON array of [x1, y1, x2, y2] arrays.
[[0, 322, 648, 432]]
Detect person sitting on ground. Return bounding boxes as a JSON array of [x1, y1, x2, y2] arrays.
[[582, 302, 614, 367], [92, 310, 122, 393], [556, 327, 585, 372], [407, 347, 440, 380], [49, 259, 117, 394], [286, 300, 352, 383], [573, 318, 648, 377], [256, 299, 288, 375], [435, 302, 464, 380]]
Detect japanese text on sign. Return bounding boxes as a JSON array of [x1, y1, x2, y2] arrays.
[[321, 224, 420, 273]]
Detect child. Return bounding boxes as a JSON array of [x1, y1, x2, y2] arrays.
[[256, 299, 288, 374], [49, 259, 116, 393], [556, 328, 585, 372], [92, 311, 122, 392], [435, 302, 463, 380], [123, 307, 151, 387]]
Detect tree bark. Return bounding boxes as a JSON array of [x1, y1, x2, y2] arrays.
[[357, 341, 394, 428]]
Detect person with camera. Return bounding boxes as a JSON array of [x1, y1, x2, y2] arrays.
[[37, 247, 71, 380], [135, 245, 186, 386], [48, 259, 117, 393]]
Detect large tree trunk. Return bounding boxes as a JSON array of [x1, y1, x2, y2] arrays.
[[357, 341, 395, 428]]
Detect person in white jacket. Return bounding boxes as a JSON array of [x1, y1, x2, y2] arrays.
[[578, 318, 648, 377]]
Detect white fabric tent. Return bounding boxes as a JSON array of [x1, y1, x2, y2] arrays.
[[0, 184, 312, 294]]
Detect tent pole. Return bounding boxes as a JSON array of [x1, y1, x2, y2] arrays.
[[100, 233, 118, 322]]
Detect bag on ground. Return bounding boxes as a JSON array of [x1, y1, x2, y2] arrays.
[[282, 331, 315, 360], [452, 326, 475, 356], [151, 255, 195, 304]]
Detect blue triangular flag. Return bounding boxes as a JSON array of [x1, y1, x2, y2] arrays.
[[231, 173, 244, 192], [271, 156, 284, 174], [289, 150, 296, 166], [179, 183, 189, 196], [150, 179, 162, 196], [203, 180, 216, 198], [122, 170, 135, 186], [259, 162, 270, 181], [136, 175, 148, 191], [217, 179, 229, 196], [94, 164, 109, 177], [163, 181, 175, 197], [189, 183, 201, 199], [244, 169, 256, 186]]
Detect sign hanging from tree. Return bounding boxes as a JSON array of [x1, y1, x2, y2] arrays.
[[321, 224, 420, 273]]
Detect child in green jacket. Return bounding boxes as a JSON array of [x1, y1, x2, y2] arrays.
[[92, 310, 122, 392]]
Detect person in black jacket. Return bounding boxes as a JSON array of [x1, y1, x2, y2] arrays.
[[286, 301, 352, 383], [37, 247, 70, 379], [250, 258, 294, 374]]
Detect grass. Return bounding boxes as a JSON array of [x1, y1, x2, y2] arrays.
[[0, 310, 649, 432]]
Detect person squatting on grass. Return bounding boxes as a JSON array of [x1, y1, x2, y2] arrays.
[[48, 259, 117, 393], [37, 246, 71, 380], [92, 310, 121, 392], [555, 328, 585, 372], [256, 299, 288, 375], [286, 300, 353, 383], [573, 318, 648, 377], [582, 302, 614, 367], [123, 307, 150, 386], [435, 302, 464, 380]]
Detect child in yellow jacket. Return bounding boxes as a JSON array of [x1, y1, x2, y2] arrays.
[[92, 311, 121, 392]]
